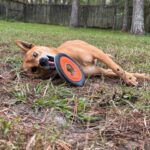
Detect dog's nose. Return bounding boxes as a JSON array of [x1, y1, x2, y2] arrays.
[[39, 57, 48, 66]]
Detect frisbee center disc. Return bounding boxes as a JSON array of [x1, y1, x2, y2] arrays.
[[66, 64, 75, 76], [60, 57, 82, 82]]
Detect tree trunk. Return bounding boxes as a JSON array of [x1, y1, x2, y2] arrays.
[[30, 0, 34, 4], [87, 0, 90, 5], [131, 0, 145, 35], [70, 0, 80, 27], [68, 0, 72, 5], [122, 0, 129, 31], [48, 0, 52, 4], [112, 4, 117, 29], [101, 0, 106, 5], [55, 0, 59, 4], [62, 0, 67, 4]]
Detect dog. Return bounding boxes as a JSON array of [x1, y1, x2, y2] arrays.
[[16, 40, 150, 86]]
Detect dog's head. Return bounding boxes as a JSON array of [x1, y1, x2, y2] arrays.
[[16, 40, 56, 78]]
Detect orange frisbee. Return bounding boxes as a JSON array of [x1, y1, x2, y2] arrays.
[[54, 53, 85, 86]]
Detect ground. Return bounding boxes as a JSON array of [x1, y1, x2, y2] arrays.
[[0, 20, 150, 150]]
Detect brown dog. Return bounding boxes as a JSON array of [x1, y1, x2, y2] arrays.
[[16, 40, 150, 86]]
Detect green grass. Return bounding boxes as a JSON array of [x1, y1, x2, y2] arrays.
[[0, 20, 150, 149], [0, 20, 150, 72]]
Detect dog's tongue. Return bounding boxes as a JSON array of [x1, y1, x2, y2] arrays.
[[48, 60, 55, 69], [48, 60, 54, 65]]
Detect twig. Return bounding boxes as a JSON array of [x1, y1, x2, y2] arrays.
[[46, 144, 52, 150], [144, 116, 150, 136], [26, 134, 36, 150], [0, 139, 15, 149], [0, 108, 9, 114], [43, 81, 50, 97], [41, 109, 49, 123], [0, 75, 4, 79], [55, 139, 72, 150]]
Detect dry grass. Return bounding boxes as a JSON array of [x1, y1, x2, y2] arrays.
[[0, 20, 150, 149]]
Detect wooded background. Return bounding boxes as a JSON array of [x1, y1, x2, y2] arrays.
[[0, 0, 150, 32]]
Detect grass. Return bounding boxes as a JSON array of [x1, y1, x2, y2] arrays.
[[0, 20, 150, 149]]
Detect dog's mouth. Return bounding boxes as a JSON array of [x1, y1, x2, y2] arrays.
[[47, 55, 55, 69], [39, 55, 55, 70]]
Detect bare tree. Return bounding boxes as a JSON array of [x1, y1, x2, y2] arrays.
[[87, 0, 90, 5], [101, 0, 106, 5], [70, 0, 80, 27], [55, 0, 59, 4], [122, 0, 129, 31], [30, 0, 34, 3], [62, 0, 67, 4], [48, 0, 52, 4], [131, 0, 145, 35]]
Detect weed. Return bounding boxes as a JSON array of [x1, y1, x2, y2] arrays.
[[11, 91, 27, 103], [0, 118, 12, 136]]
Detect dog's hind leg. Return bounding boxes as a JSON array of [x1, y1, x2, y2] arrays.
[[83, 65, 150, 84], [82, 66, 117, 77]]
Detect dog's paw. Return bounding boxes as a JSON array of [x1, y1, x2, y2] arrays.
[[124, 72, 138, 86]]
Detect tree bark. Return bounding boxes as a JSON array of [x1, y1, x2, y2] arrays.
[[122, 0, 129, 31], [101, 0, 106, 5], [131, 0, 145, 35], [55, 0, 59, 4], [62, 0, 67, 4], [70, 0, 80, 27], [48, 0, 52, 4], [30, 0, 34, 4]]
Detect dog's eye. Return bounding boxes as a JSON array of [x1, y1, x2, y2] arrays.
[[33, 52, 38, 58], [31, 67, 37, 73]]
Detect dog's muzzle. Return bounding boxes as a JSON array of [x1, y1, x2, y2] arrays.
[[39, 55, 55, 70]]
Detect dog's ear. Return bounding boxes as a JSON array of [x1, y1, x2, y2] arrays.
[[16, 40, 35, 53]]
